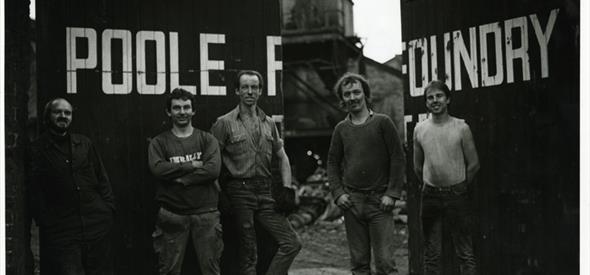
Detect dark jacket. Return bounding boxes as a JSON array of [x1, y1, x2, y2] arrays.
[[28, 132, 114, 244]]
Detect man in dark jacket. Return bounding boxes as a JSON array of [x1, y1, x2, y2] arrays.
[[28, 98, 115, 275]]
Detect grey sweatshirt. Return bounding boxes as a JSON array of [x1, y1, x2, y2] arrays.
[[148, 129, 221, 214]]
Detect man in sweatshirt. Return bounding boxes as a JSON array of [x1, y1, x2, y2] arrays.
[[148, 88, 223, 275], [327, 73, 406, 275]]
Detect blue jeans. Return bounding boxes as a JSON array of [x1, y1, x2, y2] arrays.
[[421, 182, 477, 275], [343, 192, 398, 275], [224, 178, 302, 275], [41, 232, 113, 275], [152, 208, 223, 275]]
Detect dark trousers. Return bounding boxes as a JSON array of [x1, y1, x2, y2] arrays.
[[224, 179, 302, 275], [421, 182, 477, 275], [40, 232, 113, 275], [152, 208, 223, 275], [343, 192, 398, 275]]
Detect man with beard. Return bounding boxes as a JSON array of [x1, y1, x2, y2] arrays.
[[327, 73, 405, 275], [413, 80, 480, 275], [211, 70, 301, 275], [148, 88, 223, 275], [28, 98, 115, 275]]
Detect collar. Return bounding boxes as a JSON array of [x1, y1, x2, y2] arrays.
[[229, 105, 268, 121], [346, 109, 374, 121], [43, 131, 82, 146]]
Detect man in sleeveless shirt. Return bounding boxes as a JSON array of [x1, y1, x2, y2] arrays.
[[327, 73, 406, 275], [148, 88, 223, 275], [211, 70, 301, 275], [413, 80, 480, 275]]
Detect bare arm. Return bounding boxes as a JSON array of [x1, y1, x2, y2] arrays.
[[412, 126, 424, 185], [461, 124, 480, 183], [275, 147, 293, 188], [269, 122, 293, 188]]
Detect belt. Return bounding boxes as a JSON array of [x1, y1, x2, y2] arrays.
[[345, 186, 386, 195], [229, 177, 272, 184], [423, 181, 468, 192], [160, 204, 216, 216]]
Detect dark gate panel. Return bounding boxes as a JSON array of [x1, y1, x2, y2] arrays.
[[36, 1, 283, 274], [400, 0, 579, 274]]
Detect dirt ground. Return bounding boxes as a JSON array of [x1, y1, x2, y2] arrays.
[[30, 218, 409, 275], [290, 219, 409, 275]]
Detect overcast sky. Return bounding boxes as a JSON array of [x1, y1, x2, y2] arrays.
[[353, 0, 402, 63]]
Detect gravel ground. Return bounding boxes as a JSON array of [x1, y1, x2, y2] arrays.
[[290, 218, 409, 274]]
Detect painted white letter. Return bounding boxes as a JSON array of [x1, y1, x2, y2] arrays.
[[66, 27, 97, 94], [102, 29, 132, 94], [479, 22, 504, 87], [530, 9, 559, 78], [200, 33, 226, 96], [401, 42, 407, 74], [267, 36, 282, 96], [408, 38, 428, 97], [444, 32, 453, 89], [169, 32, 197, 94], [136, 31, 166, 95], [430, 35, 438, 81], [453, 28, 479, 91], [505, 16, 530, 83]]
